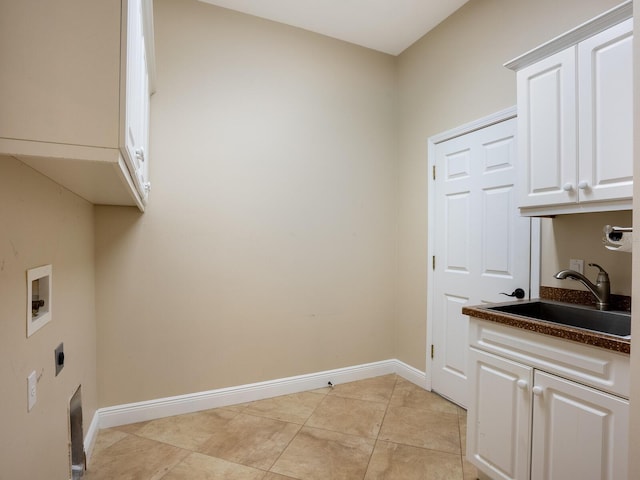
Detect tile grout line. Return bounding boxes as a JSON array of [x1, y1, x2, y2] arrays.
[[109, 407, 273, 480], [263, 386, 331, 478], [360, 374, 400, 479]]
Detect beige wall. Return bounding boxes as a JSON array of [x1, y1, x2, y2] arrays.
[[94, 0, 630, 409], [395, 0, 624, 370], [541, 211, 633, 296], [0, 155, 96, 479], [95, 0, 398, 407]]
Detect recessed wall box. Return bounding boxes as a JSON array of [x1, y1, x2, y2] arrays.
[[27, 265, 52, 337]]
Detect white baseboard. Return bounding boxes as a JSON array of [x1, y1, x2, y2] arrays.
[[97, 359, 425, 429], [84, 409, 100, 465], [394, 359, 427, 388]]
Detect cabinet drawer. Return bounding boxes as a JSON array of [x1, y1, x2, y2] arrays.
[[469, 318, 629, 398]]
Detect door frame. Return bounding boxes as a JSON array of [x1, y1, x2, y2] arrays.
[[425, 106, 541, 392]]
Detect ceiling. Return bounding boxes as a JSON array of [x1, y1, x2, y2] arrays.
[[198, 0, 470, 56]]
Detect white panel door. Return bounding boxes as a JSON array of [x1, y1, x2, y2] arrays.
[[467, 348, 532, 480], [578, 18, 633, 203], [432, 118, 531, 407], [531, 370, 629, 480], [517, 48, 577, 208]]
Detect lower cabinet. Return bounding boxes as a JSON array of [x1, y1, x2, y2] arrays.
[[467, 322, 629, 480], [468, 348, 532, 480], [530, 371, 628, 480]]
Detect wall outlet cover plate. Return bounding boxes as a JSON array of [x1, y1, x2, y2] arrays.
[[55, 342, 64, 376], [27, 371, 37, 411], [569, 259, 584, 274]]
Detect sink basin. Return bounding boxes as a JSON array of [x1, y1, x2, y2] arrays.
[[487, 301, 631, 337]]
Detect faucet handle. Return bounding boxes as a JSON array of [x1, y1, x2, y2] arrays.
[[588, 263, 609, 281]]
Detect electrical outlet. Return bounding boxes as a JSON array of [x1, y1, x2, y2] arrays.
[[27, 371, 37, 411], [569, 259, 584, 274], [55, 342, 64, 376]]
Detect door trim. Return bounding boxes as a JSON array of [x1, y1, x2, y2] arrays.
[[426, 106, 541, 392]]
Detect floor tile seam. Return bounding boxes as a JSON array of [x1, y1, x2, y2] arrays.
[[96, 429, 135, 454], [300, 392, 388, 431], [385, 402, 460, 419], [155, 451, 186, 480], [238, 409, 309, 427], [282, 426, 377, 480], [376, 404, 463, 457], [121, 427, 221, 457], [140, 443, 193, 480], [191, 416, 304, 472], [294, 423, 380, 444], [458, 451, 469, 477], [361, 437, 383, 480], [162, 448, 274, 479], [302, 394, 387, 440], [374, 438, 463, 458], [264, 422, 306, 477], [362, 377, 398, 480], [374, 381, 396, 441], [387, 403, 462, 417], [324, 392, 394, 408]]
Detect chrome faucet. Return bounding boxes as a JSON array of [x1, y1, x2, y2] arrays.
[[554, 263, 610, 310]]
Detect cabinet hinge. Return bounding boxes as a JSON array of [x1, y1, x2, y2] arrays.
[[432, 256, 435, 270], [432, 165, 436, 180], [431, 344, 435, 359]]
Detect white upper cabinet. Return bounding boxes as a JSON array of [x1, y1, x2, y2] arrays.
[[0, 0, 155, 210], [123, 0, 152, 201], [506, 2, 633, 216], [516, 48, 577, 210], [578, 20, 633, 204]]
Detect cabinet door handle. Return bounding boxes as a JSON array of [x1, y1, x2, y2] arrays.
[[578, 181, 589, 190], [517, 379, 528, 390], [562, 183, 574, 192], [532, 386, 544, 396], [136, 147, 145, 162]]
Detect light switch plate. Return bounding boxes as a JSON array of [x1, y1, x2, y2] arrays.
[[569, 259, 584, 274], [27, 371, 37, 411]]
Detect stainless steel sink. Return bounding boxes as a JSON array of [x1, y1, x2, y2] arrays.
[[487, 301, 631, 337]]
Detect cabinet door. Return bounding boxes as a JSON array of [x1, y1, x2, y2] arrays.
[[467, 348, 532, 480], [517, 48, 577, 208], [531, 370, 629, 480], [578, 19, 633, 204], [123, 0, 150, 202]]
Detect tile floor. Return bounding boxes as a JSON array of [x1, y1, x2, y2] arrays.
[[86, 374, 479, 480]]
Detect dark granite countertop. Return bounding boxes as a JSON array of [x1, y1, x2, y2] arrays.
[[463, 287, 631, 354]]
